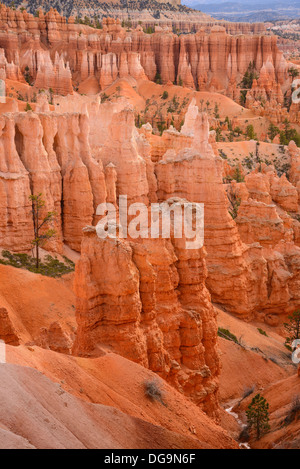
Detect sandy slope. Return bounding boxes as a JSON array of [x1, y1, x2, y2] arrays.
[[102, 77, 266, 130], [0, 264, 76, 344], [217, 307, 295, 404], [0, 363, 215, 449], [236, 373, 300, 449], [0, 263, 237, 448], [6, 345, 238, 449], [0, 262, 297, 448]]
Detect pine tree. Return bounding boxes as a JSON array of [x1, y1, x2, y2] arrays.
[[240, 61, 258, 89], [246, 394, 270, 440], [227, 186, 241, 219], [155, 72, 162, 85], [30, 194, 56, 269], [288, 67, 299, 79], [284, 310, 300, 349], [268, 123, 280, 141], [213, 103, 220, 119], [246, 124, 257, 140]]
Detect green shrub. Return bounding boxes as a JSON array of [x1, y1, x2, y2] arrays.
[[258, 328, 268, 337], [218, 327, 239, 344], [0, 251, 75, 278]]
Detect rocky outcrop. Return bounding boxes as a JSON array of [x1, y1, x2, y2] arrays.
[[0, 48, 23, 82], [0, 114, 33, 252], [34, 51, 73, 95], [236, 199, 285, 247], [0, 307, 19, 345], [289, 140, 300, 198], [2, 93, 299, 325], [0, 109, 107, 252], [71, 98, 300, 418], [73, 221, 220, 417], [139, 101, 300, 320], [36, 321, 73, 354]]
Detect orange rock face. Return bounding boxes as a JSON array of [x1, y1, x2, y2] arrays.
[[0, 5, 291, 100], [36, 321, 73, 355], [0, 307, 19, 346], [0, 6, 299, 425], [0, 110, 106, 252], [73, 224, 220, 417], [70, 98, 300, 417]]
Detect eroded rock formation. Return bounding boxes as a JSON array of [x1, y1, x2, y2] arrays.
[[0, 307, 19, 345], [2, 94, 300, 324], [73, 219, 220, 417], [1, 83, 300, 420], [69, 96, 300, 416], [0, 5, 291, 101], [0, 109, 106, 252]]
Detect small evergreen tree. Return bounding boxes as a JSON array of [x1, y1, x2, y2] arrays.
[[30, 194, 56, 269], [213, 103, 220, 119], [284, 310, 300, 349], [215, 126, 222, 142], [144, 26, 154, 34], [233, 166, 244, 183], [157, 114, 166, 135], [227, 186, 241, 219], [225, 116, 232, 131], [240, 61, 258, 89], [246, 124, 257, 140], [234, 126, 242, 136], [240, 90, 247, 106], [155, 72, 162, 85], [268, 123, 280, 141], [289, 67, 299, 79], [239, 62, 258, 106], [279, 119, 300, 147], [24, 66, 31, 86], [246, 394, 270, 440]]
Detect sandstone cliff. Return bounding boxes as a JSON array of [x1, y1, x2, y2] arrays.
[[0, 5, 290, 102], [73, 221, 220, 417], [70, 97, 300, 417], [0, 110, 106, 252]]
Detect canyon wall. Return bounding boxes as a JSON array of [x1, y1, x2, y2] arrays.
[[71, 97, 300, 417], [0, 109, 106, 252], [1, 0, 265, 34], [2, 96, 300, 323], [73, 225, 220, 417], [1, 94, 300, 416], [0, 5, 290, 99]]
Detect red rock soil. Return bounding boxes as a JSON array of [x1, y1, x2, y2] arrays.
[[0, 264, 238, 449], [1, 262, 298, 448], [217, 308, 300, 449]]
